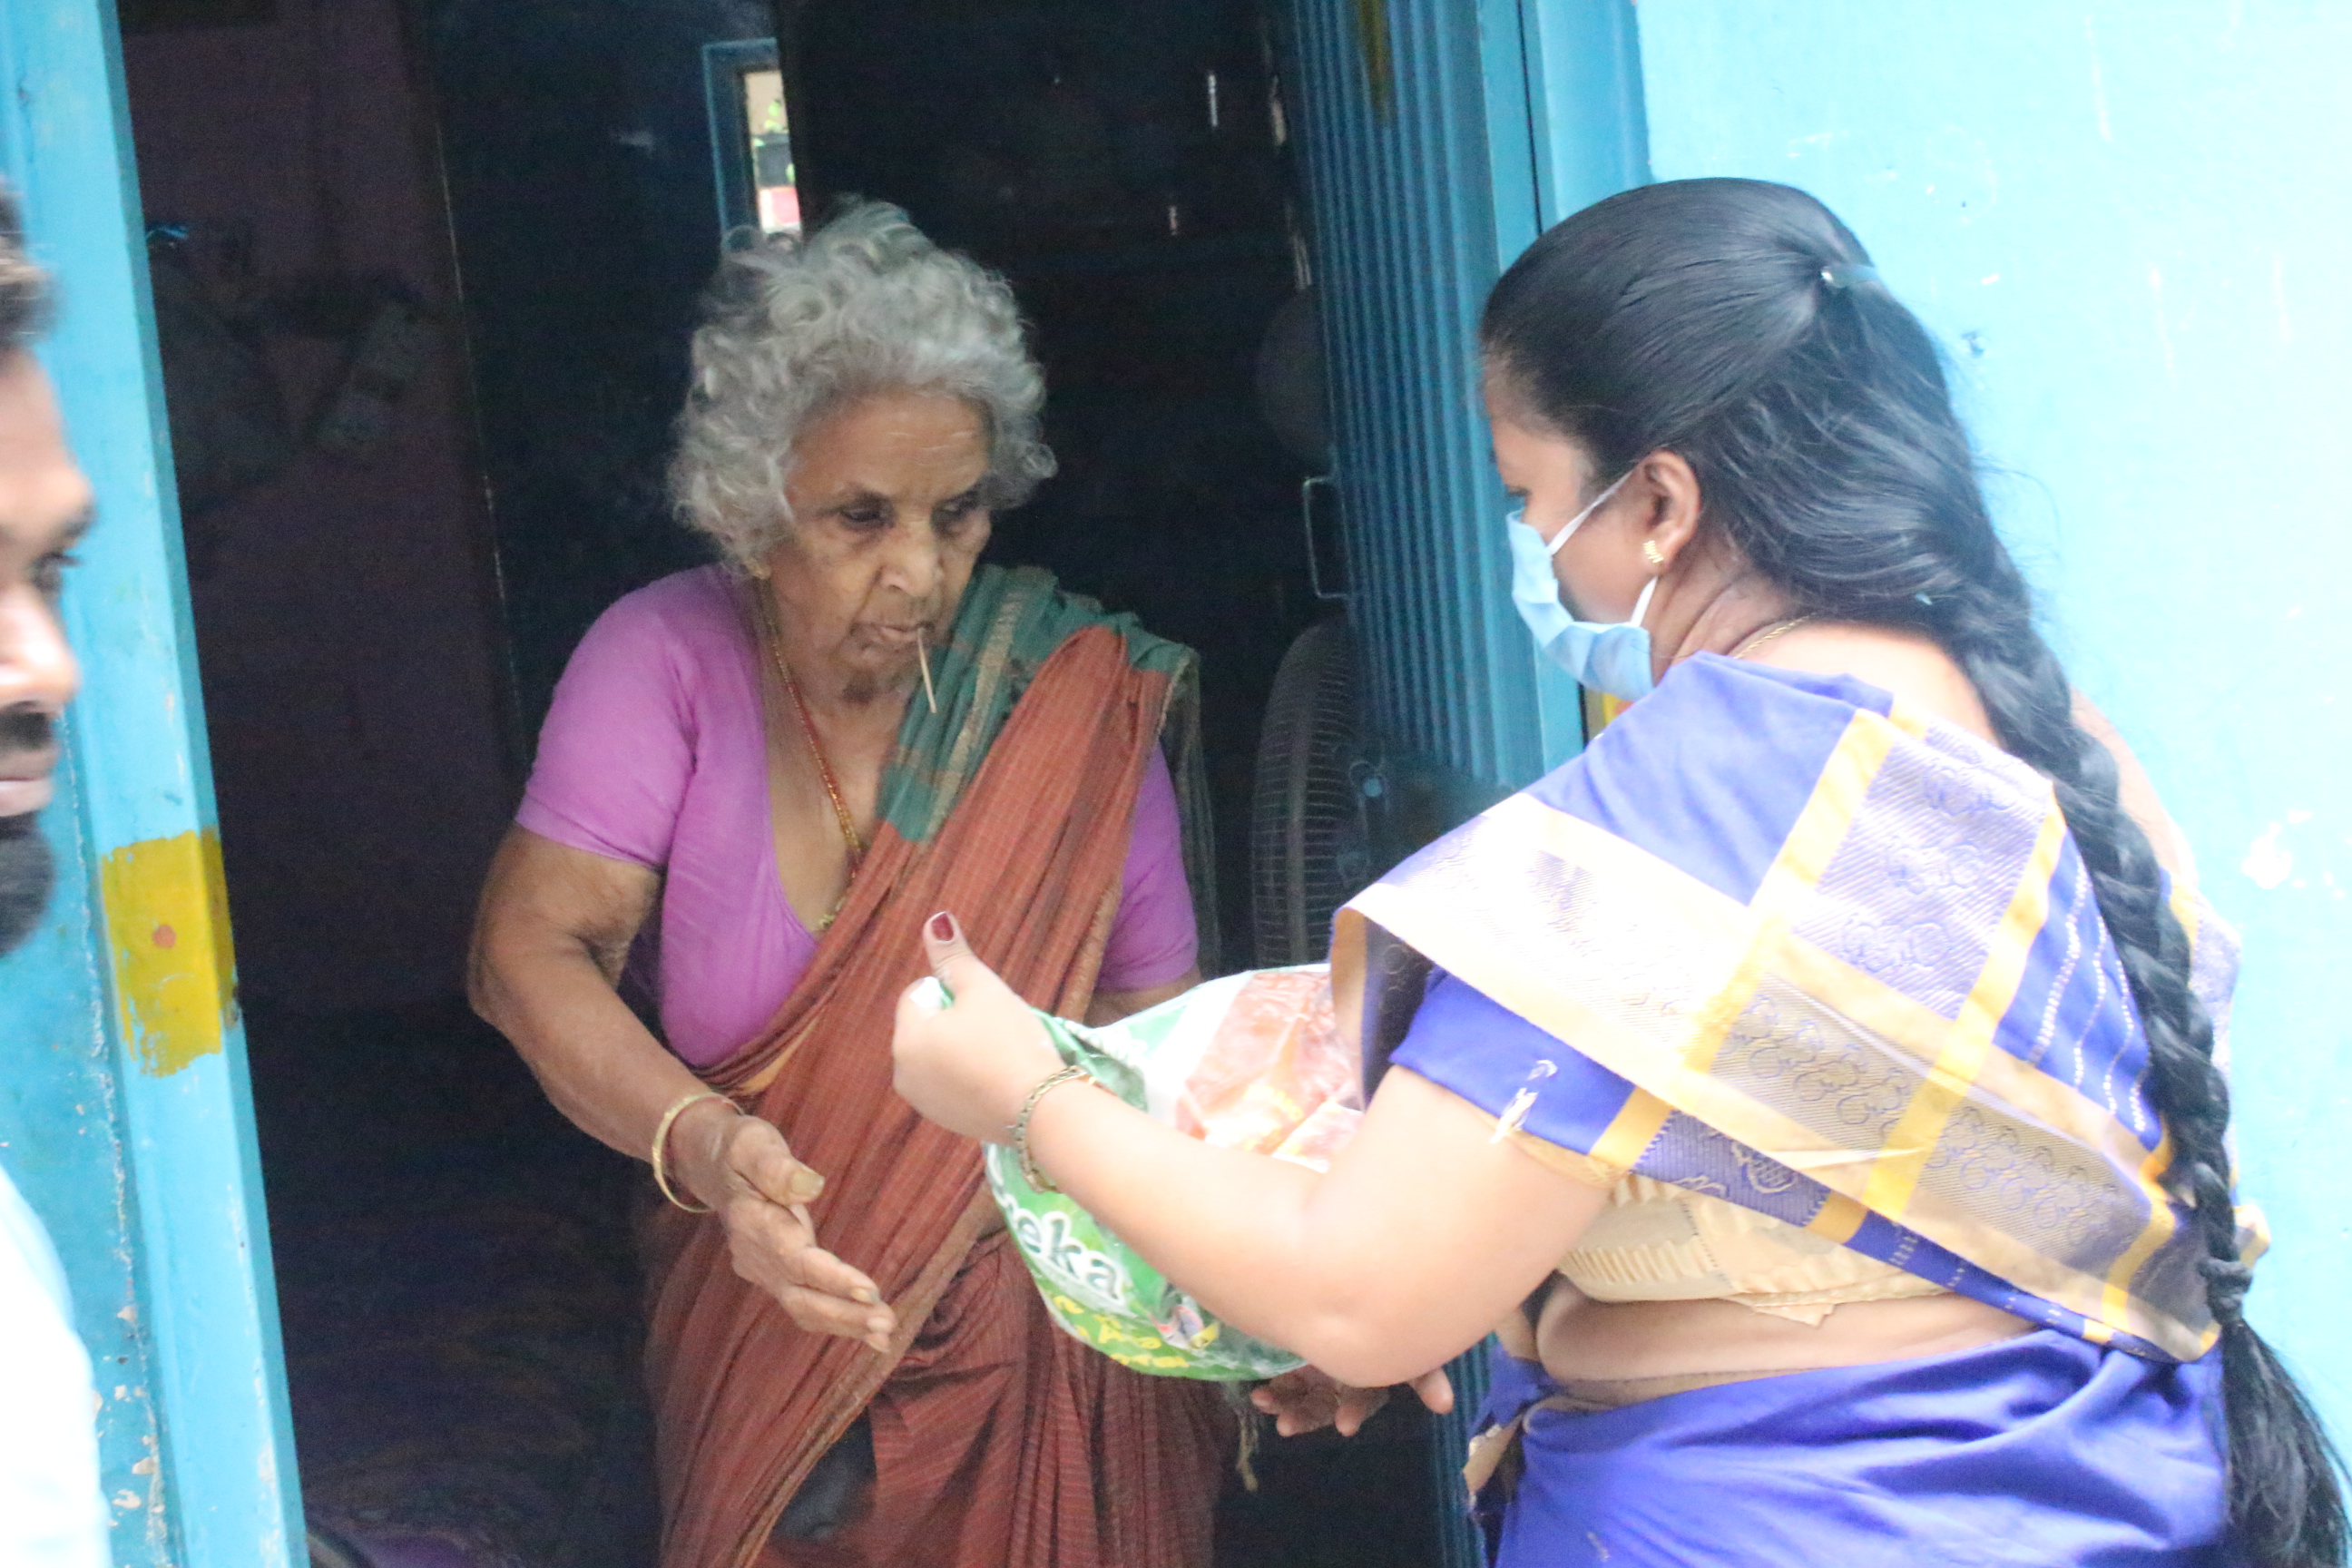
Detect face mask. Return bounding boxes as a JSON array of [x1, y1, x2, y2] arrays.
[[1504, 470, 1659, 701]]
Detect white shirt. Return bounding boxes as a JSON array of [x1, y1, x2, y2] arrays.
[[0, 1164, 109, 1567]]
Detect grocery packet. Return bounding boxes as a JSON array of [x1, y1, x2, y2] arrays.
[[983, 965, 1361, 1380]]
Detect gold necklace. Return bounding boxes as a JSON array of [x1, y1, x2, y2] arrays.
[[1730, 612, 1818, 661], [754, 593, 867, 926]]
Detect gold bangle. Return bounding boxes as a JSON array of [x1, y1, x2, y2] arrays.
[[652, 1089, 736, 1213], [1012, 1063, 1093, 1194]]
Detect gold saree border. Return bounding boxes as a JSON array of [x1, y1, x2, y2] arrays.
[[1338, 710, 2209, 1359], [1860, 806, 2063, 1218], [1748, 710, 1899, 916]]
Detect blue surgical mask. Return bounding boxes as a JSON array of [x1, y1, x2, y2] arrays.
[[1504, 469, 1659, 701]]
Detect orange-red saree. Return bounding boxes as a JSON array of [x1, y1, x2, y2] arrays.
[[641, 566, 1229, 1568]]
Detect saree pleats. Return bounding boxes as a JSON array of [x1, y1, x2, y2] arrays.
[[756, 1234, 1226, 1568], [644, 582, 1225, 1568]]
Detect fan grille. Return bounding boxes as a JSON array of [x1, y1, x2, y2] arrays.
[[1250, 619, 1369, 968]]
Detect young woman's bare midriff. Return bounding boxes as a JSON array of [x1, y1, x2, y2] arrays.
[[1500, 1280, 2034, 1401]]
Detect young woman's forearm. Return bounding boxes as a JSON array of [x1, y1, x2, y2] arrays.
[[1024, 1067, 1580, 1385], [891, 932, 1606, 1382]]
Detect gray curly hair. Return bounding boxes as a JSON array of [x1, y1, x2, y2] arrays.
[[670, 201, 1055, 569]]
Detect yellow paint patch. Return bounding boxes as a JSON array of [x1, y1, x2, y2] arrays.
[[98, 829, 238, 1076]]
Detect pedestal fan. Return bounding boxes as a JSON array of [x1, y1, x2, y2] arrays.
[[1249, 617, 1379, 968]]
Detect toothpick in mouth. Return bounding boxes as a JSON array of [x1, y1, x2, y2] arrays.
[[916, 636, 938, 715]]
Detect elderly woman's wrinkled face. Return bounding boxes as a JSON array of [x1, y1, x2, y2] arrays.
[[764, 390, 992, 699]]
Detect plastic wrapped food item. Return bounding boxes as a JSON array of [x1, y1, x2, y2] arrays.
[[984, 965, 1362, 1380]]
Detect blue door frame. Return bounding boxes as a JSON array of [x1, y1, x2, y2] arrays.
[[1286, 0, 1648, 832], [0, 0, 305, 1562]]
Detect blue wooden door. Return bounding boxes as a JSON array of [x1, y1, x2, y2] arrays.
[[0, 0, 305, 1561], [1284, 0, 1646, 824], [1279, 0, 1644, 1557]]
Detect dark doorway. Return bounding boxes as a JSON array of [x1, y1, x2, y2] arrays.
[[117, 0, 665, 1560], [784, 0, 1329, 965], [118, 0, 1437, 1558]]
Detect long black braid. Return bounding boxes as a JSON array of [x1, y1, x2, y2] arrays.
[[1482, 176, 2346, 1567]]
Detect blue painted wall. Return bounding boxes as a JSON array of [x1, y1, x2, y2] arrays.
[[1632, 0, 2352, 1426], [0, 0, 306, 1559]]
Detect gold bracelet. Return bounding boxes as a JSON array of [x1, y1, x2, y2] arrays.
[[1012, 1063, 1093, 1194], [652, 1089, 736, 1213]]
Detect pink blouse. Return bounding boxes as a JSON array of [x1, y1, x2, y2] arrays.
[[516, 566, 1198, 1066]]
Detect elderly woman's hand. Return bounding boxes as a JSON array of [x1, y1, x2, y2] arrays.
[[670, 1102, 899, 1353], [1250, 1364, 1457, 1438], [891, 912, 1063, 1143]]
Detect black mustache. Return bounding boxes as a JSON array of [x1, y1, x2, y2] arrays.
[[0, 704, 54, 764], [0, 805, 54, 955]]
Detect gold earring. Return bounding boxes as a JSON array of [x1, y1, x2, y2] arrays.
[[1641, 541, 1666, 568]]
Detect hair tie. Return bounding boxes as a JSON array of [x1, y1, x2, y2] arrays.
[[1819, 261, 1879, 292]]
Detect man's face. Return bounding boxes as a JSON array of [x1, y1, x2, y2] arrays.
[[0, 349, 89, 956]]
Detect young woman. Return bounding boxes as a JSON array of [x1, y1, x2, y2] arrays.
[[890, 179, 2346, 1566]]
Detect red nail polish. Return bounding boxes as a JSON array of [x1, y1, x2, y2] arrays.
[[928, 911, 956, 942]]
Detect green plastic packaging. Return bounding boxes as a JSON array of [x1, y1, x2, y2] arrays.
[[983, 966, 1360, 1381]]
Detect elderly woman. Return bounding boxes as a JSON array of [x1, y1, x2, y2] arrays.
[[894, 179, 2346, 1566], [468, 204, 1230, 1568]]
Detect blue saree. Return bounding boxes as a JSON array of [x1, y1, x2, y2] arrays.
[[1331, 654, 2251, 1565]]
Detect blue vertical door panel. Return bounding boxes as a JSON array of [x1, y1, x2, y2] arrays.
[[1283, 8, 1530, 1555], [1281, 1, 1646, 1559], [1288, 0, 1550, 818], [0, 0, 307, 1562], [1289, 0, 1651, 815]]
